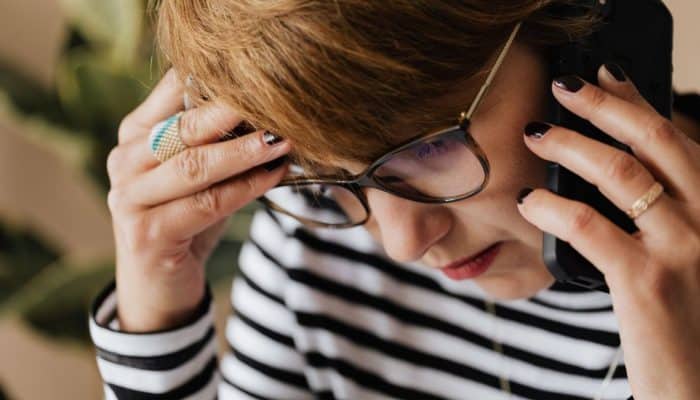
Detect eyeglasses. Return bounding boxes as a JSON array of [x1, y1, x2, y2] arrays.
[[259, 21, 522, 229]]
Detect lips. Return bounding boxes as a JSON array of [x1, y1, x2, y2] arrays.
[[439, 242, 503, 280]]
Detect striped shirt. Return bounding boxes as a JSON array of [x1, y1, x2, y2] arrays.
[[89, 206, 635, 400]]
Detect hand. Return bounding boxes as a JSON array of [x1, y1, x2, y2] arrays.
[[516, 64, 700, 400], [106, 69, 291, 332]]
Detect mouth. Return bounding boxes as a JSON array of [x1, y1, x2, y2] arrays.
[[439, 241, 503, 280]]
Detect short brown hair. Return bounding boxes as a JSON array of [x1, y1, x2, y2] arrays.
[[151, 0, 597, 170]]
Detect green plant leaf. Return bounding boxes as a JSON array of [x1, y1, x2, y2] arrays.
[[206, 238, 244, 288], [54, 49, 158, 186], [224, 203, 261, 243], [0, 220, 60, 306], [3, 258, 114, 344], [58, 0, 145, 68]]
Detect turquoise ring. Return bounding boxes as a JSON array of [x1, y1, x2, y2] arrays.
[[149, 111, 188, 162]]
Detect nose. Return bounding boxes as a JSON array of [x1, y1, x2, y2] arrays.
[[364, 188, 451, 263]]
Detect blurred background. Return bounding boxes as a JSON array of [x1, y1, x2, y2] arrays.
[[0, 0, 697, 399]]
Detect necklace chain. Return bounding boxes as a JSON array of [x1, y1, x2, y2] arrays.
[[484, 300, 622, 400]]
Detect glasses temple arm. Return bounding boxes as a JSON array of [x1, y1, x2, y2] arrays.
[[459, 21, 523, 126]]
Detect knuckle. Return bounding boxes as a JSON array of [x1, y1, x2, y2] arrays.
[[178, 111, 197, 142], [123, 214, 157, 251], [106, 146, 122, 178], [175, 148, 209, 184], [232, 135, 264, 163], [646, 117, 677, 143], [242, 172, 259, 196], [587, 87, 608, 115], [643, 266, 679, 309], [569, 204, 596, 237], [107, 188, 128, 212], [117, 114, 137, 143], [605, 151, 643, 183], [233, 134, 262, 163], [158, 250, 191, 274], [191, 188, 222, 218], [672, 224, 700, 262]]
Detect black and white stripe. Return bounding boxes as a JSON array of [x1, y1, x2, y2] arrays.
[[89, 207, 633, 399]]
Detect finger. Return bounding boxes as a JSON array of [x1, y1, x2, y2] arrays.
[[597, 63, 657, 114], [125, 129, 290, 208], [523, 122, 683, 233], [111, 102, 251, 185], [517, 188, 645, 283], [551, 75, 699, 201], [142, 162, 289, 241], [176, 100, 245, 146], [107, 135, 161, 186], [598, 63, 700, 155], [119, 68, 186, 144]]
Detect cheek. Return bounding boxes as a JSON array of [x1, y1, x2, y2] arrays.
[[472, 95, 551, 197], [447, 125, 549, 247], [479, 126, 549, 198]]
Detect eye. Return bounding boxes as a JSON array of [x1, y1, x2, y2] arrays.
[[415, 140, 450, 159]]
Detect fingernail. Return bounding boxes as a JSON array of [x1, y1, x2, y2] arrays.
[[604, 63, 627, 82], [553, 75, 584, 93], [517, 188, 533, 204], [524, 122, 552, 139], [263, 130, 284, 146], [263, 155, 287, 171]]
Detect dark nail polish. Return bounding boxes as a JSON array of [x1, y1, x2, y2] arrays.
[[263, 130, 283, 146], [604, 63, 626, 82], [524, 122, 552, 139], [263, 156, 287, 171], [517, 188, 533, 204], [553, 75, 584, 93]]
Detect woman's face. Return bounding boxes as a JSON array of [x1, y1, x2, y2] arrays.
[[332, 41, 554, 300]]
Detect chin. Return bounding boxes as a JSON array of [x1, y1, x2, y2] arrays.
[[473, 264, 555, 300]]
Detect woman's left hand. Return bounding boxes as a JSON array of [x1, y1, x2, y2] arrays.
[[516, 63, 700, 400]]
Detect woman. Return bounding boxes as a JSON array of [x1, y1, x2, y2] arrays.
[[89, 1, 700, 399]]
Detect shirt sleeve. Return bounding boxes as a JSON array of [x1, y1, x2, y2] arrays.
[[88, 279, 220, 399], [88, 209, 314, 400]]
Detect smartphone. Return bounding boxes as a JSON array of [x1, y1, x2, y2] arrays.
[[543, 0, 673, 291]]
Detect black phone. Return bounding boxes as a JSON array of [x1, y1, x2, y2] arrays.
[[543, 0, 673, 292]]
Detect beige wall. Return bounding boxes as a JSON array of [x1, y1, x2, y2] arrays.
[[665, 0, 700, 92]]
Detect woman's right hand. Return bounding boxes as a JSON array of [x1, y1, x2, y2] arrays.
[[106, 69, 291, 332]]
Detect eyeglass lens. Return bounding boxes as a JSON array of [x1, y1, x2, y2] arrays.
[[262, 131, 485, 226], [374, 134, 485, 198]]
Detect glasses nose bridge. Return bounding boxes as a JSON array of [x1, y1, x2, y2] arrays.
[[348, 170, 402, 202]]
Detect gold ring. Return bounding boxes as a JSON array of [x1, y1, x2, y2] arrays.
[[149, 111, 188, 162], [626, 181, 664, 219]]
